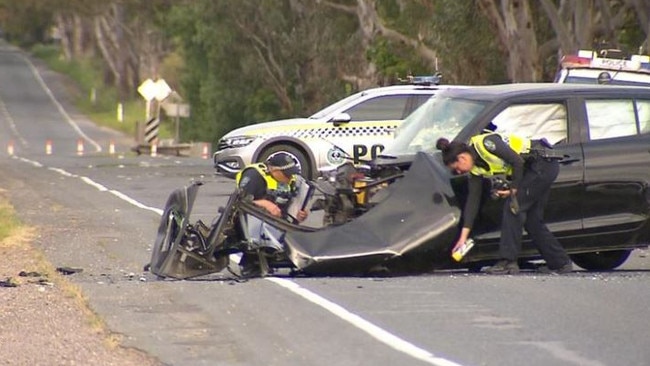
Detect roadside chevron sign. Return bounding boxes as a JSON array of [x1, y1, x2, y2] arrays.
[[144, 117, 159, 143]]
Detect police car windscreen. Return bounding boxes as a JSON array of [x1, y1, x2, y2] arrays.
[[383, 96, 487, 156]]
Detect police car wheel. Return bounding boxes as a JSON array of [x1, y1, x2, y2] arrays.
[[259, 144, 312, 179]]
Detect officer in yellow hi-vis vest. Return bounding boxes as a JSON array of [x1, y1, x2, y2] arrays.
[[436, 132, 572, 275], [236, 152, 309, 223], [236, 152, 310, 277]]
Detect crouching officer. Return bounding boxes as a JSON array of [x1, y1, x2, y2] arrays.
[[236, 152, 308, 223], [436, 133, 572, 274], [235, 153, 310, 277]]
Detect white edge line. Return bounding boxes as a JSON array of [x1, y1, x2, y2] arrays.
[[19, 156, 464, 366], [21, 53, 103, 153], [109, 189, 163, 215], [265, 277, 464, 366]]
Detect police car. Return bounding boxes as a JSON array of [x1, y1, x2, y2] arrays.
[[213, 76, 453, 179], [554, 48, 650, 86]]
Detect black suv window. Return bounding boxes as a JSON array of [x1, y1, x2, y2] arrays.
[[585, 99, 648, 140], [343, 95, 411, 121], [638, 100, 650, 134], [489, 103, 568, 145]]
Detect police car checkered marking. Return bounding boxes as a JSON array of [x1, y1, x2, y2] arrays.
[[259, 125, 398, 139]]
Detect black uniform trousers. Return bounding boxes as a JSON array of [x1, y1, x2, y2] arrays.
[[498, 157, 571, 269]]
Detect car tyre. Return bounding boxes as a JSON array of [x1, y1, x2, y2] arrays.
[[570, 250, 632, 271], [259, 144, 312, 179]]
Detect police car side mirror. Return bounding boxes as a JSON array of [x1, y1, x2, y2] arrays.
[[330, 113, 351, 126]]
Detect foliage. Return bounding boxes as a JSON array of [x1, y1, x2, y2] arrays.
[[430, 0, 508, 84], [0, 0, 55, 46], [1, 0, 648, 144], [167, 0, 358, 144]]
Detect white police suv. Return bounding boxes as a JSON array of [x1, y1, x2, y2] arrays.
[[214, 77, 452, 179], [554, 48, 650, 86]]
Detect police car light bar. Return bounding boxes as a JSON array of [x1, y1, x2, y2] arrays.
[[398, 73, 442, 86], [560, 49, 650, 74]]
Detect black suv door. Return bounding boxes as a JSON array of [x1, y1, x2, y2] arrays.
[[578, 96, 650, 248]]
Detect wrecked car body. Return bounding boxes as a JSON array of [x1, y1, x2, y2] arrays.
[[149, 152, 462, 279]]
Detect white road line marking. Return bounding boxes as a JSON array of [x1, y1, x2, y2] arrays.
[[21, 53, 103, 153], [0, 97, 28, 147], [267, 277, 464, 366]]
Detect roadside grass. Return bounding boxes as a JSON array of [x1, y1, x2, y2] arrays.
[[29, 43, 174, 141], [0, 191, 20, 241], [0, 191, 117, 344]]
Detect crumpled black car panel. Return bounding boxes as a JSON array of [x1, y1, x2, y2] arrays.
[[284, 152, 461, 275]]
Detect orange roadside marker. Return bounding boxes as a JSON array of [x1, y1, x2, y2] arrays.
[[201, 143, 209, 159], [77, 139, 84, 156]]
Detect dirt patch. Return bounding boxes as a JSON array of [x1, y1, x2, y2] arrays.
[[0, 199, 161, 366]]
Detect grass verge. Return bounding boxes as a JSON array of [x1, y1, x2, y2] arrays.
[[0, 191, 109, 336]]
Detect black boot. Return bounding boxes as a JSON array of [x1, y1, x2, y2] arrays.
[[485, 259, 520, 274]]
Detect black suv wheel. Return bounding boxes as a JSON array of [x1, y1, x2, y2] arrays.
[[570, 250, 632, 271]]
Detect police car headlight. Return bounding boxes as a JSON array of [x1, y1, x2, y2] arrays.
[[224, 135, 257, 148]]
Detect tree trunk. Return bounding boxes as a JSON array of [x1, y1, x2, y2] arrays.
[[72, 14, 86, 59], [478, 0, 541, 82], [55, 13, 73, 61], [627, 0, 650, 53]]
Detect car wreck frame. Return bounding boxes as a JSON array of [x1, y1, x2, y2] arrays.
[[150, 152, 465, 279]]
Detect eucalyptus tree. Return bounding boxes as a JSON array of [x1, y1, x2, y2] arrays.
[[477, 0, 648, 82], [168, 0, 358, 142], [0, 0, 54, 46]]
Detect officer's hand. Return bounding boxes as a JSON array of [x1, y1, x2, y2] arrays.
[[256, 200, 282, 217], [296, 209, 308, 223], [453, 228, 471, 252], [496, 188, 516, 198], [266, 203, 282, 217], [452, 239, 465, 252]]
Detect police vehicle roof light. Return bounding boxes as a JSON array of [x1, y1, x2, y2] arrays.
[[560, 49, 650, 74], [398, 73, 442, 86], [577, 50, 595, 59]]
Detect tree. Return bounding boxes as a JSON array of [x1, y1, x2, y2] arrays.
[[539, 0, 632, 56], [477, 0, 542, 82], [0, 0, 55, 46], [429, 0, 508, 84], [624, 0, 650, 53]]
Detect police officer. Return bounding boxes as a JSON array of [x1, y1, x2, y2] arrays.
[[236, 153, 310, 277], [436, 133, 572, 274], [236, 152, 309, 223]]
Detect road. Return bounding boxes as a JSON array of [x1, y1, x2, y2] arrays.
[[1, 41, 649, 366]]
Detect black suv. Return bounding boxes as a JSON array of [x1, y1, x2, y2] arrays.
[[372, 83, 650, 270]]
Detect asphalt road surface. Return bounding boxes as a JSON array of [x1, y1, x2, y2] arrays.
[[1, 41, 649, 366]]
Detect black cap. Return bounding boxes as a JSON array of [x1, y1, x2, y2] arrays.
[[266, 152, 300, 176]]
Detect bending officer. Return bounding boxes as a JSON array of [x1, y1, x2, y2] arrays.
[[436, 133, 572, 274]]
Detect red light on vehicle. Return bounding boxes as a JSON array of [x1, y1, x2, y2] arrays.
[[560, 55, 592, 68]]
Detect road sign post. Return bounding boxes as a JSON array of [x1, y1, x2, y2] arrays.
[[161, 100, 190, 144], [137, 78, 172, 145]]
